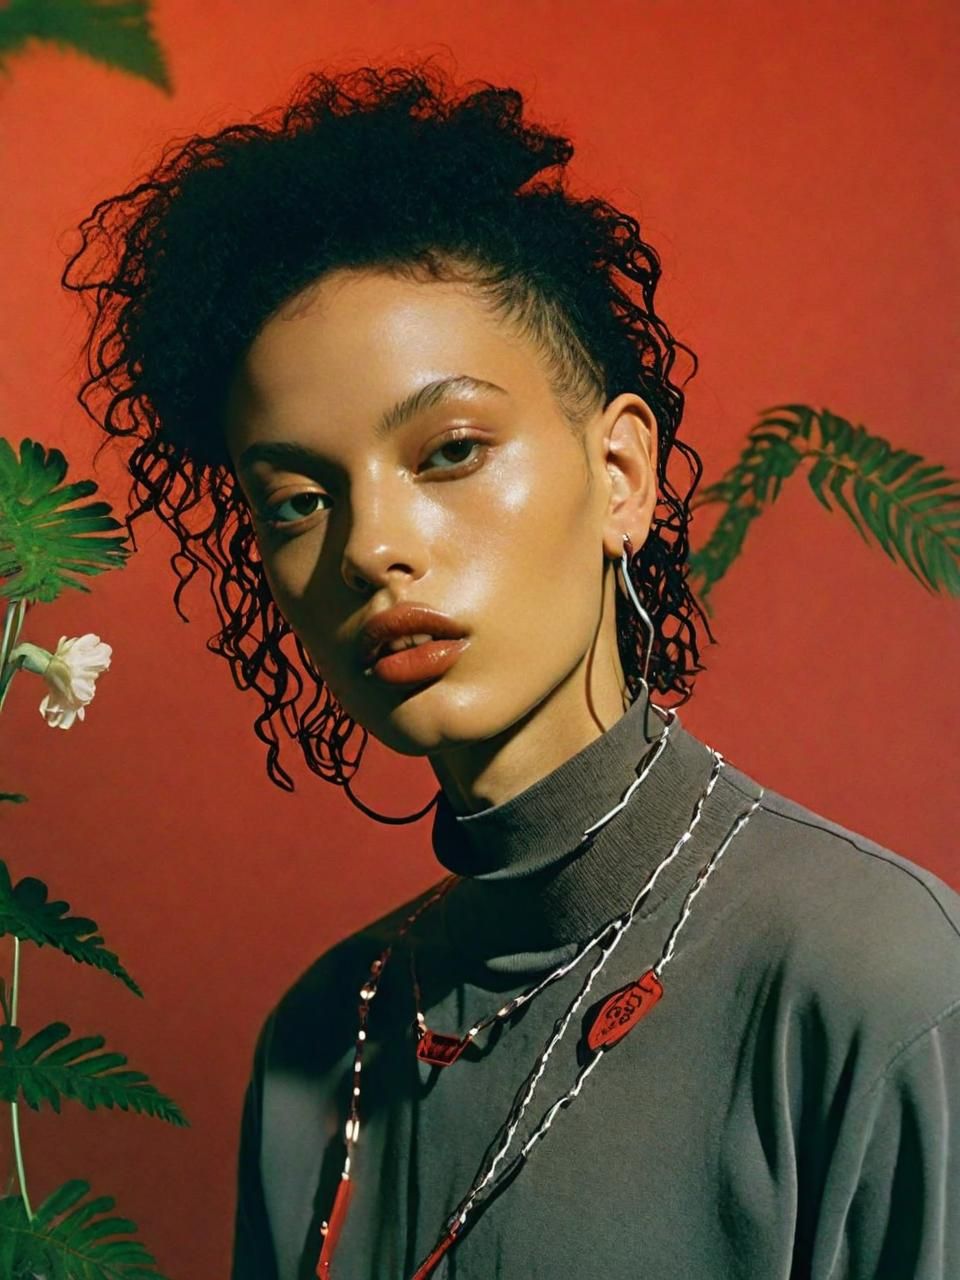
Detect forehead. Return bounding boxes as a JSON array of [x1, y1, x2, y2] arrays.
[[225, 268, 552, 430]]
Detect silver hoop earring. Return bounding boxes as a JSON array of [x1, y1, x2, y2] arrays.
[[343, 773, 439, 826], [619, 533, 669, 743]]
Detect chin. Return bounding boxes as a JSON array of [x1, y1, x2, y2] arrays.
[[347, 679, 510, 756]]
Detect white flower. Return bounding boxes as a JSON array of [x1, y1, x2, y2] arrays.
[[9, 633, 113, 730]]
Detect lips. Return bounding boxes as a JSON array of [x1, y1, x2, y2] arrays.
[[358, 603, 469, 671], [365, 637, 470, 686]]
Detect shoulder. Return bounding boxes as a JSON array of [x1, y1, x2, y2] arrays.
[[716, 766, 960, 1056], [253, 880, 446, 1076]]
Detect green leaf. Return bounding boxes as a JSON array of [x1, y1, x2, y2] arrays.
[[872, 490, 898, 563], [0, 861, 142, 997], [827, 464, 870, 544], [878, 451, 924, 486], [688, 405, 960, 604], [846, 423, 871, 461], [852, 475, 893, 559], [891, 499, 936, 593], [687, 499, 763, 602], [818, 409, 853, 452], [0, 1022, 188, 1126], [905, 492, 960, 516], [935, 537, 960, 594], [899, 477, 960, 501], [806, 454, 835, 513], [858, 437, 891, 478], [0, 793, 28, 804], [895, 462, 946, 486], [688, 412, 804, 594], [0, 0, 173, 94], [910, 521, 938, 591], [0, 437, 134, 605], [0, 1177, 172, 1278], [757, 404, 816, 438]]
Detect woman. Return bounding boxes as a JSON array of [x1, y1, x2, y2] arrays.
[[63, 60, 959, 1279]]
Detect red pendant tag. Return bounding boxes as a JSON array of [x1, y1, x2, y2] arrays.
[[416, 1029, 468, 1067], [411, 1223, 462, 1279], [315, 1175, 354, 1277], [586, 968, 663, 1052]]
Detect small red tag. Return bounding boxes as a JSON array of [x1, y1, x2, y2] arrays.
[[411, 1224, 461, 1279], [416, 1030, 468, 1067], [586, 968, 663, 1052], [315, 1176, 354, 1277]]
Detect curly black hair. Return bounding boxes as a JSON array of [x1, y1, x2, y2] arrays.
[[60, 57, 716, 816]]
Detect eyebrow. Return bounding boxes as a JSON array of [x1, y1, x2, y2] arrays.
[[236, 374, 509, 476]]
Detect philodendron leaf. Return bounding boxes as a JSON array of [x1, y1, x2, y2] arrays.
[[0, 1022, 188, 1126], [0, 1178, 171, 1279], [688, 405, 960, 609], [0, 861, 142, 997], [0, 437, 133, 605], [0, 0, 173, 95]]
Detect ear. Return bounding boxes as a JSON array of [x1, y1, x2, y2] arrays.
[[597, 393, 659, 560]]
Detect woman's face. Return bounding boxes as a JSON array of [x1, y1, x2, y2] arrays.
[[223, 267, 657, 801]]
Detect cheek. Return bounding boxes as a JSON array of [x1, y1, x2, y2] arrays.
[[259, 554, 297, 618], [479, 437, 589, 546], [468, 460, 600, 640], [257, 548, 323, 657]]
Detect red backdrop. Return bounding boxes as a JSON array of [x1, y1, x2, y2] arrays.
[[1, 2, 958, 1277]]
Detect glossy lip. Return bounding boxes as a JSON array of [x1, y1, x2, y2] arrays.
[[357, 602, 469, 671], [366, 637, 470, 685]]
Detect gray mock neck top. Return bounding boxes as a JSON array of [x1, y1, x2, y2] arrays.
[[231, 687, 960, 1280], [428, 685, 745, 980]]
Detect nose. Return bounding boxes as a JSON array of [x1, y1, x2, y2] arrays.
[[339, 477, 425, 594]]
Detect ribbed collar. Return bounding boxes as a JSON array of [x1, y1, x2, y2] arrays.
[[429, 686, 736, 981]]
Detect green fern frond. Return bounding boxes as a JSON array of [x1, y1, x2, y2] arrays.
[[0, 0, 172, 93], [0, 438, 133, 605], [0, 860, 142, 997], [0, 1179, 170, 1278], [688, 405, 960, 611], [0, 1022, 188, 1126]]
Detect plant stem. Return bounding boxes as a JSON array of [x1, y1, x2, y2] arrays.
[[0, 598, 28, 712], [10, 937, 32, 1220], [2, 599, 34, 1217]]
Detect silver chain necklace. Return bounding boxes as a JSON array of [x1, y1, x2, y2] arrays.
[[315, 711, 765, 1278], [409, 709, 679, 1067]]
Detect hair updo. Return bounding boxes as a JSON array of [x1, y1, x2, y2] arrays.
[[61, 58, 715, 805]]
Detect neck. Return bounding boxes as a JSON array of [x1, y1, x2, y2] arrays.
[[426, 687, 744, 983], [428, 556, 638, 815], [429, 649, 634, 817]]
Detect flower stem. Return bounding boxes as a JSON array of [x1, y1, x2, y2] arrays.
[[9, 937, 33, 1220], [0, 598, 28, 712], [1, 599, 33, 1217]]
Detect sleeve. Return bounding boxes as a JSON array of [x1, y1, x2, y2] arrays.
[[230, 1012, 280, 1280], [820, 1002, 960, 1279]]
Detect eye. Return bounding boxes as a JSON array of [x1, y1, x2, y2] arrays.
[[258, 490, 330, 529], [420, 431, 488, 474], [256, 435, 488, 529]]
